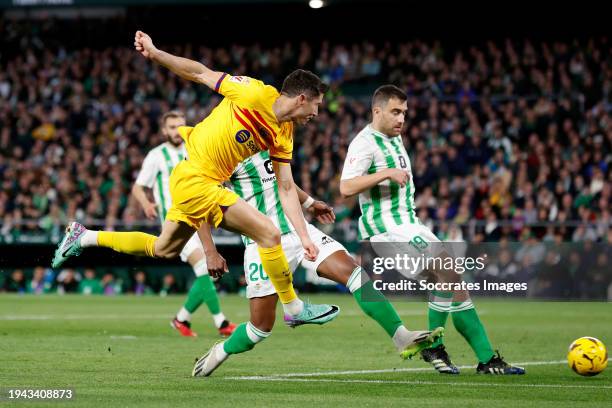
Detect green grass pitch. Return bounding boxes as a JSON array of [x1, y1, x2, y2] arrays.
[[1, 294, 611, 407]]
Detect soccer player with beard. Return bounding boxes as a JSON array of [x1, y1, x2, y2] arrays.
[[339, 85, 524, 375]]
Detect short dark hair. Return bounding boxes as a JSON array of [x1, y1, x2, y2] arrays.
[[372, 85, 407, 108], [281, 69, 329, 98]]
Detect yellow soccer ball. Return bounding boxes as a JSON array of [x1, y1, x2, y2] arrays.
[[568, 337, 608, 377]]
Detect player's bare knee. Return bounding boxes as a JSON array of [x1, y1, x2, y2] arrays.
[[317, 252, 357, 286], [256, 223, 281, 248], [265, 224, 281, 246]]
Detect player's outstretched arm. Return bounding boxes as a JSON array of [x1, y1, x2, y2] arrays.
[[340, 169, 409, 198], [134, 30, 223, 90], [273, 162, 319, 261]]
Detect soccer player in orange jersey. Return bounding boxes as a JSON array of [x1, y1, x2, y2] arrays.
[[52, 31, 339, 325]]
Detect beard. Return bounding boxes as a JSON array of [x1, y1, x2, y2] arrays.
[[167, 136, 183, 147], [384, 122, 403, 136]]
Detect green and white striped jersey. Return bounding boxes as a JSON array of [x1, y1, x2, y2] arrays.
[[135, 142, 186, 224], [228, 150, 295, 246], [341, 124, 417, 240]]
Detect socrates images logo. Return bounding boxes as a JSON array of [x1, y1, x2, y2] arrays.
[[235, 129, 251, 143]]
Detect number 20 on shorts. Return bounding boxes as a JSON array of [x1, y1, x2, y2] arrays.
[[248, 263, 269, 282]]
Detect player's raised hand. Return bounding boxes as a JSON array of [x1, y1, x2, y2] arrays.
[[143, 201, 158, 220], [206, 251, 229, 279], [302, 238, 319, 262], [308, 200, 336, 224], [134, 30, 157, 59], [385, 168, 410, 187]]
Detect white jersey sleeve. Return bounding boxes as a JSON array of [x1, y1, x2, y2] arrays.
[[341, 135, 375, 180], [135, 151, 159, 188]]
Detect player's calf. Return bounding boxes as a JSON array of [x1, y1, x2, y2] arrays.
[[51, 220, 192, 268], [151, 220, 196, 259]]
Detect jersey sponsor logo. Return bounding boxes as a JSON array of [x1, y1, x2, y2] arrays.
[[229, 76, 250, 84], [399, 156, 407, 168], [264, 159, 274, 174], [235, 129, 251, 144], [245, 139, 260, 154]]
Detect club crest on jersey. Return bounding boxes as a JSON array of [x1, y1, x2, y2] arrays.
[[229, 76, 250, 85], [235, 130, 251, 143]]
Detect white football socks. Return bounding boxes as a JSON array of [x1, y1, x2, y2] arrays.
[[80, 230, 99, 247], [392, 325, 413, 352], [212, 313, 227, 329], [283, 299, 305, 316], [177, 307, 191, 323]]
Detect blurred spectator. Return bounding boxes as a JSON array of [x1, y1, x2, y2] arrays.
[[533, 250, 570, 298], [515, 231, 546, 266], [78, 268, 103, 295], [132, 270, 153, 295], [101, 272, 123, 295], [3, 269, 26, 293], [584, 252, 611, 300], [159, 273, 178, 297], [483, 248, 520, 284], [56, 269, 81, 294], [28, 266, 53, 294]]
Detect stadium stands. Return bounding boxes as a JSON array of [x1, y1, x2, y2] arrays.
[[0, 18, 609, 297]]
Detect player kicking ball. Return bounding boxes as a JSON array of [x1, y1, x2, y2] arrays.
[[131, 110, 235, 337], [52, 31, 339, 326], [339, 85, 524, 375], [192, 150, 443, 377]]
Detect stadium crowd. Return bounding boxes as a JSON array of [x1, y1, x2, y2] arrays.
[[1, 266, 184, 296], [0, 19, 610, 298]]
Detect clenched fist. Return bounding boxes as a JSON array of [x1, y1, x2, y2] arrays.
[[134, 30, 157, 59]]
